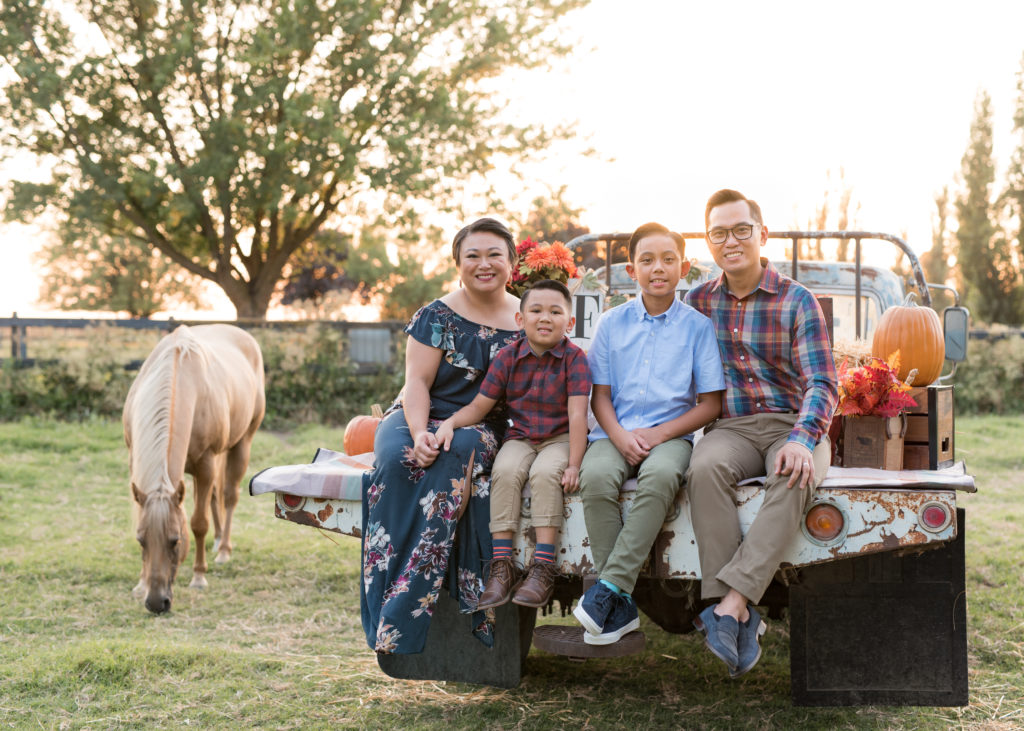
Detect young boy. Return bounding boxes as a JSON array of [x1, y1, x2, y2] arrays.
[[434, 279, 592, 609], [574, 222, 725, 645]]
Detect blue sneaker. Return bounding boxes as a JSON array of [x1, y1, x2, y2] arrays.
[[693, 604, 739, 672], [573, 581, 618, 635], [583, 594, 640, 645], [730, 606, 767, 678]]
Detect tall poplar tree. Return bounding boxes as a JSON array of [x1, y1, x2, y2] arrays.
[[922, 186, 952, 313], [1000, 52, 1024, 323], [954, 90, 1020, 324]]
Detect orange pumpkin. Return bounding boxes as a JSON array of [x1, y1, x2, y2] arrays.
[[344, 404, 383, 455], [871, 292, 945, 386]]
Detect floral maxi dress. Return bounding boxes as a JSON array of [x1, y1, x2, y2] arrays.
[[361, 300, 521, 654]]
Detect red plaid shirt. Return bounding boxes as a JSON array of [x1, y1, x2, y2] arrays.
[[478, 336, 592, 443]]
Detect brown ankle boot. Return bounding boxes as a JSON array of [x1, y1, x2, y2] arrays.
[[512, 560, 559, 608], [477, 556, 522, 610]]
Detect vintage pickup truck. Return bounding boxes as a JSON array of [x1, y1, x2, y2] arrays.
[[250, 231, 975, 706]]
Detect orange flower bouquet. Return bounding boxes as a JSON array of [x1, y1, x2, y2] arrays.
[[507, 238, 580, 297], [837, 351, 918, 417]]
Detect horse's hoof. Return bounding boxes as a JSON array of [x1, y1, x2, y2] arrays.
[[190, 573, 208, 590], [214, 550, 231, 565]]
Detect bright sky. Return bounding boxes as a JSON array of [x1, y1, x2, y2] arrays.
[[4, 0, 1024, 316]]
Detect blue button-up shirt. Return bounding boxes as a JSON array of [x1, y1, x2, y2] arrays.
[[587, 296, 725, 442]]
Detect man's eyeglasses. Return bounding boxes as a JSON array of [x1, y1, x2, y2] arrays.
[[707, 224, 758, 245]]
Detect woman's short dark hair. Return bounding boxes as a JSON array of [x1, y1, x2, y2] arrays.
[[628, 222, 685, 262], [520, 279, 572, 311], [704, 189, 763, 228], [451, 217, 518, 266]]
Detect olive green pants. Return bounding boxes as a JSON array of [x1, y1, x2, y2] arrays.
[[685, 413, 831, 603], [579, 437, 692, 594]]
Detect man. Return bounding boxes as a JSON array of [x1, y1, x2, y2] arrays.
[[684, 189, 838, 678]]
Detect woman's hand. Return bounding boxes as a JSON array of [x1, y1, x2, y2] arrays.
[[412, 430, 441, 468]]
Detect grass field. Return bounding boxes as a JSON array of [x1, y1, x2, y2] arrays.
[[1, 416, 1021, 729]]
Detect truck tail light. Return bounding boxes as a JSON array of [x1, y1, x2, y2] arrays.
[[803, 502, 846, 545], [282, 493, 304, 510], [918, 501, 952, 532]]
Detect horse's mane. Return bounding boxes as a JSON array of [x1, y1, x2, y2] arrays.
[[129, 326, 208, 498], [138, 489, 176, 538]]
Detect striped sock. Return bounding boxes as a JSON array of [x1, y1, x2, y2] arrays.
[[492, 539, 513, 560], [533, 543, 556, 564]]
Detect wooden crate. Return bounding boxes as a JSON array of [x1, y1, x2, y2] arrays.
[[903, 385, 954, 470], [842, 414, 905, 470]]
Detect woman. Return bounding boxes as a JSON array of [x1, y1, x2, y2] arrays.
[[361, 218, 522, 654]]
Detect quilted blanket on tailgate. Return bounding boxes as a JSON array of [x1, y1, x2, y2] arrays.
[[248, 448, 373, 501]]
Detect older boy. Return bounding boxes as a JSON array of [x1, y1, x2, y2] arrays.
[[685, 189, 838, 678], [574, 222, 725, 645], [435, 279, 591, 609]]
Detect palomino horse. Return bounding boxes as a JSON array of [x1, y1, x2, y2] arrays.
[[123, 324, 265, 614]]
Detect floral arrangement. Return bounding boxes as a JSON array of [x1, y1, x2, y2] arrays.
[[837, 350, 918, 417], [507, 238, 580, 297]]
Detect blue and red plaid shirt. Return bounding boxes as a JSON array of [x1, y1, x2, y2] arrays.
[[478, 336, 592, 443], [685, 260, 838, 452]]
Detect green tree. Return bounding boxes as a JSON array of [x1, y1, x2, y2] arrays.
[[954, 90, 1021, 325], [343, 218, 453, 321], [34, 192, 205, 316], [0, 0, 587, 318], [521, 185, 590, 244], [38, 232, 205, 318], [921, 186, 952, 313], [278, 229, 360, 317], [999, 52, 1024, 322], [792, 168, 858, 261]]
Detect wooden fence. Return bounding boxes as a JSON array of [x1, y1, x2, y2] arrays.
[[1, 314, 406, 372]]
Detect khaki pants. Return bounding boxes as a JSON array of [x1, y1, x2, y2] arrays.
[[685, 413, 831, 603], [489, 434, 570, 533], [580, 437, 692, 594]]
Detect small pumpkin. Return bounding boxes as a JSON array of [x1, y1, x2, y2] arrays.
[[343, 404, 383, 455], [871, 292, 945, 386]]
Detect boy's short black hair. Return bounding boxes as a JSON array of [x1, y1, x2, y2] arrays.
[[628, 222, 685, 262], [704, 189, 764, 228], [520, 279, 572, 311]]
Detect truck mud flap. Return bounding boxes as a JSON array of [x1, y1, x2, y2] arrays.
[[376, 589, 537, 689], [789, 509, 967, 706]]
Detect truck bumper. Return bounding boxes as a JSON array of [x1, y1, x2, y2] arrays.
[[258, 454, 974, 579]]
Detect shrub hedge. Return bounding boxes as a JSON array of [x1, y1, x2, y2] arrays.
[[951, 335, 1024, 414], [0, 324, 404, 428]]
